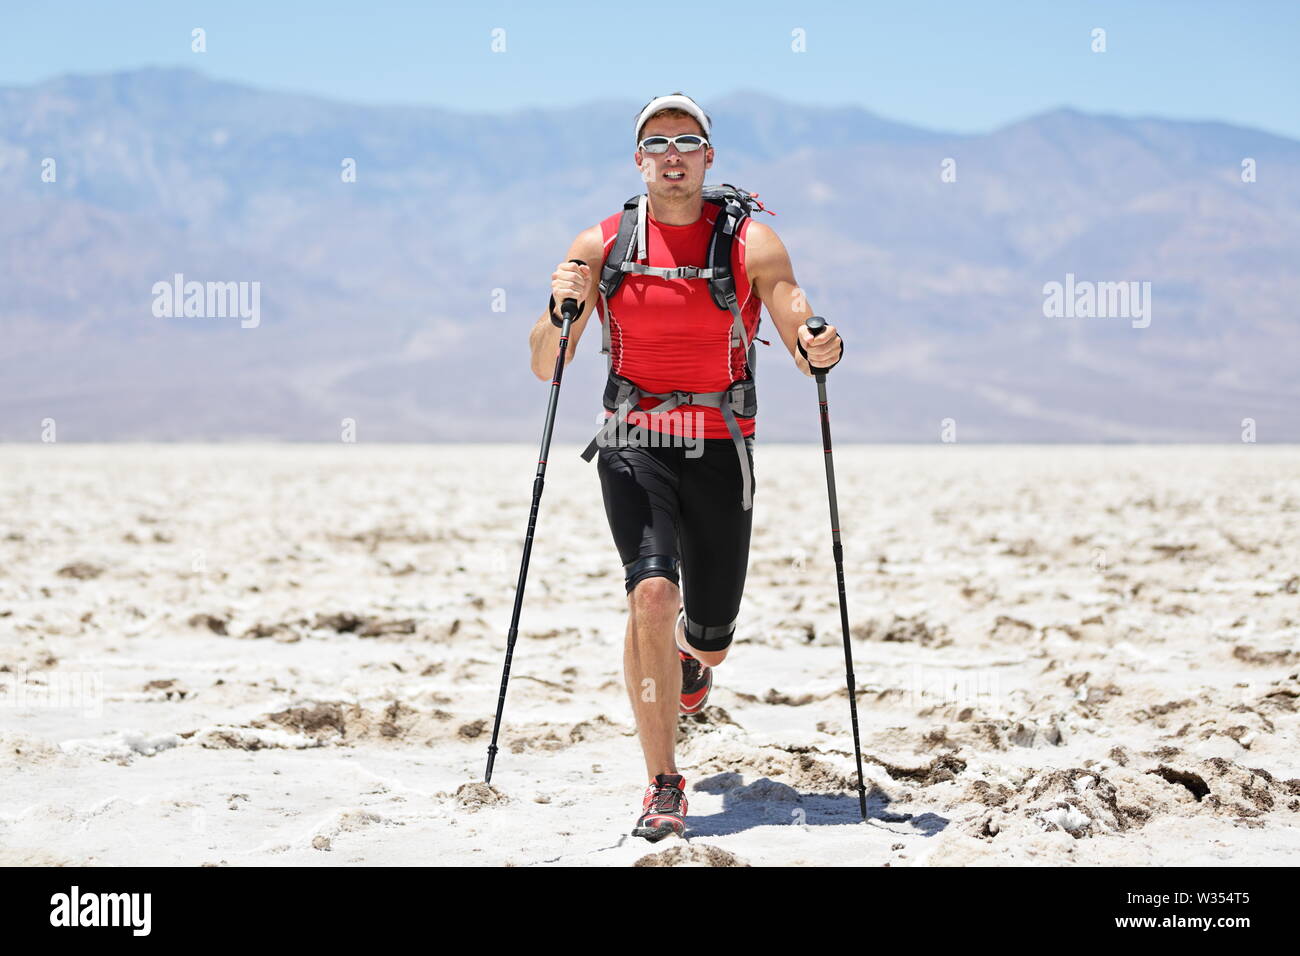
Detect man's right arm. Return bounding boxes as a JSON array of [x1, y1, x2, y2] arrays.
[[529, 225, 606, 381]]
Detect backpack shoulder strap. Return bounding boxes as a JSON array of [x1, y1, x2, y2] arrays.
[[704, 187, 755, 371], [598, 195, 642, 301], [596, 195, 643, 373]]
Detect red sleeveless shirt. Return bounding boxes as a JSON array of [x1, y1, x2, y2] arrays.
[[595, 203, 762, 439]]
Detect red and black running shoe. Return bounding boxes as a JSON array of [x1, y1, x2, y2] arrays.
[[632, 773, 689, 842], [677, 607, 713, 715]]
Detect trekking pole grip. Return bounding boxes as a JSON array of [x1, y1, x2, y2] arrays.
[[560, 258, 586, 322], [804, 315, 832, 375]]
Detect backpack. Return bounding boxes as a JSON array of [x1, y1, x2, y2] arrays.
[[578, 184, 775, 511]]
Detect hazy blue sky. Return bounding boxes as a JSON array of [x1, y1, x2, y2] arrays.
[[4, 0, 1298, 138]]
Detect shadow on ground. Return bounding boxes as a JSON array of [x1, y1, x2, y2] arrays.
[[681, 772, 948, 838]]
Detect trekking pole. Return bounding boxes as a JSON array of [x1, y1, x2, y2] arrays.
[[484, 259, 586, 784], [805, 315, 868, 821]]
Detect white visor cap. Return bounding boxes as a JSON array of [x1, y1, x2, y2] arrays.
[[634, 92, 712, 144]]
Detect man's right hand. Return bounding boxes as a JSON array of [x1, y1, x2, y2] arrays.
[[551, 260, 591, 326]]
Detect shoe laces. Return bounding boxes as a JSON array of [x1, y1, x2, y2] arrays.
[[647, 779, 685, 814]]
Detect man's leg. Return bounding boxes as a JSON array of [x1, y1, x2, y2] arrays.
[[594, 443, 686, 784], [623, 573, 682, 782]]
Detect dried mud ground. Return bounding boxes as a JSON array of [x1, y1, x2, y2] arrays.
[[1, 443, 1298, 867]]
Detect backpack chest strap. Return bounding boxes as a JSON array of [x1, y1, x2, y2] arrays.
[[621, 262, 719, 281]]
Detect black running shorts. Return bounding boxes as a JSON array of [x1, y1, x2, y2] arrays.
[[595, 434, 755, 652]]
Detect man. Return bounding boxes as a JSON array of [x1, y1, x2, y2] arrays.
[[527, 92, 843, 841]]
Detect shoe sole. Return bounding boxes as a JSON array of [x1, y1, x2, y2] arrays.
[[632, 822, 684, 842], [679, 669, 712, 715]]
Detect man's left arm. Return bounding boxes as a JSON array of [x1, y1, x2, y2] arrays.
[[745, 221, 842, 377]]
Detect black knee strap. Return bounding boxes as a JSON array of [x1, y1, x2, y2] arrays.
[[624, 554, 679, 593], [683, 613, 736, 652]]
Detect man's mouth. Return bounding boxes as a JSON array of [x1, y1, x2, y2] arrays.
[[663, 170, 685, 181]]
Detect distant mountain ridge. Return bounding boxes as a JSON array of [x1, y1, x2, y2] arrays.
[[1, 68, 1296, 442]]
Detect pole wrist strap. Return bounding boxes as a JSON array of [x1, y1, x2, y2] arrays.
[[549, 294, 586, 328]]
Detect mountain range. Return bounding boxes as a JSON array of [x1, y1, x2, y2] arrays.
[[2, 68, 1297, 442]]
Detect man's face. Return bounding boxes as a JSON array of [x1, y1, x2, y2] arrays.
[[636, 116, 713, 196]]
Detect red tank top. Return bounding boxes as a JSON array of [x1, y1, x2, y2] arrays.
[[595, 203, 762, 439]]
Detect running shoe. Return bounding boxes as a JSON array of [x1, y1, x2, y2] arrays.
[[677, 607, 713, 715], [631, 773, 688, 841]]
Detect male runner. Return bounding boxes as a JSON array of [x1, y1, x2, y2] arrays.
[[527, 92, 842, 841]]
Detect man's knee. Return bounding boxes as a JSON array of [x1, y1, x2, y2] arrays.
[[624, 554, 679, 595], [627, 564, 680, 637], [629, 575, 679, 619]]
